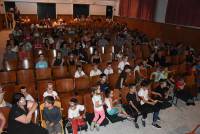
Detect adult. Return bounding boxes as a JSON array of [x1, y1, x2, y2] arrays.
[[7, 93, 48, 134]]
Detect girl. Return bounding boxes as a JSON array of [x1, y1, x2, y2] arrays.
[[91, 86, 105, 131], [68, 98, 86, 134], [104, 90, 129, 118]]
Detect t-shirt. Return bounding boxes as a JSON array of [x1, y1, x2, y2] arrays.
[[118, 61, 130, 73], [43, 91, 58, 99], [43, 107, 62, 123], [104, 68, 113, 76], [90, 69, 102, 77], [74, 71, 86, 78], [104, 98, 112, 111], [35, 61, 48, 69], [138, 88, 149, 105], [25, 94, 34, 102], [68, 105, 85, 119], [126, 93, 140, 107], [151, 72, 164, 82], [92, 95, 104, 111]]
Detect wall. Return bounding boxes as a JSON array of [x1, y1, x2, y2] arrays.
[[2, 0, 119, 16], [114, 17, 200, 50]]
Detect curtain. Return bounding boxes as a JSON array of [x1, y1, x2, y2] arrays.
[[137, 0, 157, 21], [119, 0, 129, 17], [166, 0, 200, 27], [119, 0, 156, 21]]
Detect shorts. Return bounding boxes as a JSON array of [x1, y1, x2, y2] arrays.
[[107, 108, 119, 115], [46, 122, 62, 134]]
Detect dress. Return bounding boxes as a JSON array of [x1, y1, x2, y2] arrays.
[[7, 105, 48, 134]]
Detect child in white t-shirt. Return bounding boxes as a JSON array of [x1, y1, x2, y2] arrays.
[[43, 82, 59, 100], [91, 85, 105, 131], [68, 98, 86, 134]]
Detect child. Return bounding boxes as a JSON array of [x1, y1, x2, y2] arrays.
[[126, 84, 141, 129], [43, 82, 60, 100], [43, 96, 62, 134], [68, 98, 86, 134], [91, 86, 105, 131], [104, 90, 129, 118]]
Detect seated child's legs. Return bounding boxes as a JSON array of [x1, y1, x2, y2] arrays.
[[107, 108, 119, 115], [96, 110, 105, 125]]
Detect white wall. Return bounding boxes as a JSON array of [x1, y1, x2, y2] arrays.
[[3, 0, 119, 16], [154, 0, 168, 23], [56, 3, 73, 15]]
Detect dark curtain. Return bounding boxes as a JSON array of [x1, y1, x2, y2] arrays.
[[166, 0, 200, 27], [119, 0, 156, 21], [137, 0, 157, 21]]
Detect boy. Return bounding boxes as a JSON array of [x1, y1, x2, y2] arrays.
[[43, 82, 60, 100], [43, 96, 62, 134]]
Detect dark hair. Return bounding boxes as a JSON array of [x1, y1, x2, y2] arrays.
[[100, 73, 106, 78], [44, 96, 55, 105], [20, 86, 26, 90], [129, 84, 136, 89], [70, 98, 78, 104], [141, 79, 150, 87], [12, 93, 25, 105], [124, 65, 131, 70], [105, 90, 111, 98]]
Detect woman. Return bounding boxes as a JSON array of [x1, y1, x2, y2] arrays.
[[51, 51, 64, 67], [7, 93, 48, 134]]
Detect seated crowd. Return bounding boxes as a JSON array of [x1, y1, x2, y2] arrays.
[[0, 18, 200, 134]]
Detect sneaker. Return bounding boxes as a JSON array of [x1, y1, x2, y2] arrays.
[[152, 123, 161, 128], [141, 119, 146, 127], [95, 123, 100, 131], [135, 122, 139, 129], [90, 122, 95, 131]]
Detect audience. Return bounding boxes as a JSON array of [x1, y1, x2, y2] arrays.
[[35, 54, 48, 69], [74, 65, 86, 78], [51, 51, 64, 67], [126, 84, 141, 129], [104, 62, 114, 76], [68, 98, 86, 134], [118, 56, 130, 73], [90, 64, 102, 77], [43, 96, 62, 134], [105, 90, 129, 118], [43, 82, 60, 100], [138, 80, 162, 128], [7, 93, 48, 134], [91, 86, 105, 131], [1, 18, 199, 133]]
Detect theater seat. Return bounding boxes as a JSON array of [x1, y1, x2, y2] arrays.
[[17, 69, 35, 84], [75, 77, 90, 93], [52, 66, 69, 79], [55, 78, 74, 93], [0, 71, 16, 84], [35, 68, 52, 81]]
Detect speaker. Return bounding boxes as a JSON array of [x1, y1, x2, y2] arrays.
[[106, 6, 113, 19]]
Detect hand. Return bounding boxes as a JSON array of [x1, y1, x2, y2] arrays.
[[158, 94, 162, 98]]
